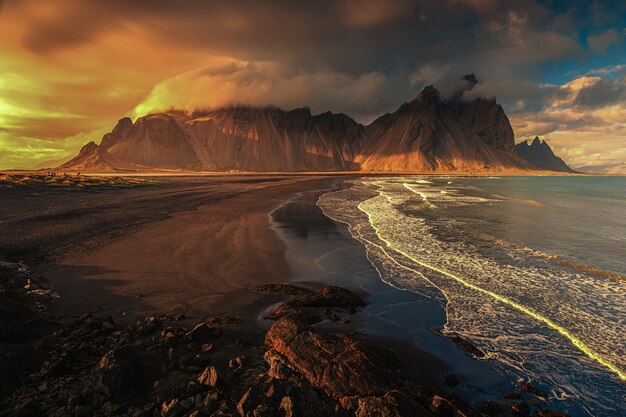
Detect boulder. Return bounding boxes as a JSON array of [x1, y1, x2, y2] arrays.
[[250, 283, 314, 296], [287, 286, 366, 309], [263, 304, 320, 325], [355, 391, 430, 417], [197, 366, 219, 388], [265, 318, 398, 400], [186, 323, 219, 343], [90, 345, 162, 402]]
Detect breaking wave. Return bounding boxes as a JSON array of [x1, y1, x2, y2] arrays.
[[318, 176, 626, 417]]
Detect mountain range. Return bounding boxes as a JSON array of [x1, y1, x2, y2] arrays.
[[60, 77, 570, 174], [514, 137, 575, 173]]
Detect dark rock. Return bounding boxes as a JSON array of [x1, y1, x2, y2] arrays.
[[429, 395, 455, 417], [356, 391, 430, 417], [186, 323, 219, 343], [264, 351, 292, 380], [279, 396, 295, 417], [198, 366, 219, 387], [263, 304, 320, 325], [90, 345, 162, 402], [160, 399, 184, 417], [324, 308, 339, 322], [536, 411, 571, 417], [518, 381, 547, 398], [236, 387, 258, 417], [74, 405, 93, 417], [265, 318, 399, 400], [447, 333, 485, 358], [511, 402, 530, 416], [288, 286, 366, 309], [478, 401, 502, 415], [229, 356, 245, 370], [13, 399, 43, 417], [250, 283, 314, 296]]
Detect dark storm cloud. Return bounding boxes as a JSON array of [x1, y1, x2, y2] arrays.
[[3, 0, 584, 75], [2, 0, 626, 169], [574, 76, 626, 109]]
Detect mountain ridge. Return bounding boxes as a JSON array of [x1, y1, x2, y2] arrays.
[[60, 81, 537, 173], [515, 137, 575, 173]]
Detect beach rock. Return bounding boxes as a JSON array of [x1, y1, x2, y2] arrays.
[[264, 351, 292, 380], [236, 387, 258, 417], [279, 396, 295, 417], [356, 391, 429, 417], [478, 401, 502, 415], [229, 356, 245, 370], [12, 398, 43, 417], [198, 366, 219, 387], [429, 395, 455, 417], [518, 381, 547, 398], [161, 399, 184, 417], [265, 318, 398, 400], [263, 303, 320, 325], [186, 323, 219, 343], [74, 405, 93, 417], [447, 333, 485, 358], [510, 402, 530, 416], [90, 345, 161, 402], [536, 411, 571, 417], [250, 283, 314, 296], [287, 286, 366, 310]]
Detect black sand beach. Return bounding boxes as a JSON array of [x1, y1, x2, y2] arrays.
[[0, 174, 566, 417]]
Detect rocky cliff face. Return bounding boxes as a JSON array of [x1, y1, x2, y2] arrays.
[[357, 85, 524, 172], [515, 137, 575, 173], [61, 80, 530, 173]]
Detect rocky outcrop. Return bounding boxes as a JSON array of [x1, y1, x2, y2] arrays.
[[2, 283, 571, 417], [61, 77, 532, 173], [515, 137, 575, 173], [264, 318, 400, 399], [359, 84, 527, 172], [58, 141, 122, 173]]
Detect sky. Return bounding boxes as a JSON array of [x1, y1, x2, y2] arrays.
[[0, 0, 625, 170]]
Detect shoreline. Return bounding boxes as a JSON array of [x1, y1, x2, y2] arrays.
[[268, 181, 521, 404], [0, 174, 574, 416]]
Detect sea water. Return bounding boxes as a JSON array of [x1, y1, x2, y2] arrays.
[[317, 176, 626, 417]]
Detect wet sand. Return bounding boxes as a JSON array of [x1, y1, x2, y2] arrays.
[[1, 174, 501, 387], [29, 176, 339, 321]]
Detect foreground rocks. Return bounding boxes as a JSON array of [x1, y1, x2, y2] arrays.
[[1, 282, 570, 417]]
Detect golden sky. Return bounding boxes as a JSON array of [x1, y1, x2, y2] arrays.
[[0, 0, 625, 169]]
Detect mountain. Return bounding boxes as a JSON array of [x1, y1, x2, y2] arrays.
[[575, 162, 626, 175], [60, 80, 532, 173], [58, 141, 136, 173], [514, 137, 575, 173]]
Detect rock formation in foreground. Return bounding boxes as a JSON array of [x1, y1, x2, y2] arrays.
[[515, 137, 575, 173], [3, 278, 571, 417], [60, 77, 533, 173]]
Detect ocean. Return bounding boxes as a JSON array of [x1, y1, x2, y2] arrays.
[[315, 176, 626, 417]]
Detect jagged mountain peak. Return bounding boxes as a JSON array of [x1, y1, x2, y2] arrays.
[[60, 81, 534, 173], [515, 137, 575, 173]]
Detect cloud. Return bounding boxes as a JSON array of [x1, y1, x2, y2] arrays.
[[587, 28, 622, 54], [509, 73, 626, 167], [0, 0, 624, 169], [133, 60, 420, 123]]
